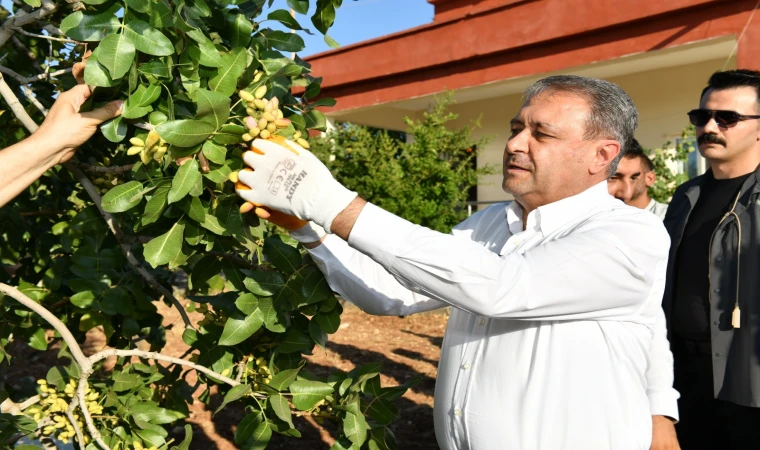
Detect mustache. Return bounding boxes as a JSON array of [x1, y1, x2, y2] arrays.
[[698, 133, 726, 146], [504, 154, 533, 168]]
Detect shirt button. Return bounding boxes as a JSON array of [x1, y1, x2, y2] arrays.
[[454, 409, 462, 416], [462, 362, 471, 370], [714, 321, 720, 325], [716, 257, 723, 262], [478, 318, 486, 326], [714, 288, 721, 293], [716, 352, 722, 357]]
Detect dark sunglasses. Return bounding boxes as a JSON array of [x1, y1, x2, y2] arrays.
[[687, 109, 760, 128]]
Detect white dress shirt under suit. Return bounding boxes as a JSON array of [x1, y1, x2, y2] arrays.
[[308, 182, 679, 450]]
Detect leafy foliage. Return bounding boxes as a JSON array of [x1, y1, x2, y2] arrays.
[[0, 1, 415, 449], [647, 125, 696, 203], [310, 93, 497, 233]]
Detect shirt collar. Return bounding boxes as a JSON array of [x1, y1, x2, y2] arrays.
[[505, 181, 611, 235]]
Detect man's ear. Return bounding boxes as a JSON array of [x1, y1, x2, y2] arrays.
[[645, 170, 656, 187], [590, 140, 621, 176]]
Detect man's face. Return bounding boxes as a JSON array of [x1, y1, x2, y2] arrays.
[[607, 156, 654, 206], [503, 91, 610, 207], [697, 87, 760, 163]]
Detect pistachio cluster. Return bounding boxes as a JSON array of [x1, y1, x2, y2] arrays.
[[24, 378, 107, 445], [126, 129, 168, 165], [91, 156, 123, 194], [238, 84, 310, 150]]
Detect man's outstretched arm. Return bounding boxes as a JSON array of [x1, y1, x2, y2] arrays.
[[0, 84, 122, 208]]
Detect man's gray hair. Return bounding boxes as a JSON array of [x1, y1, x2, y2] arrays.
[[523, 75, 638, 175]]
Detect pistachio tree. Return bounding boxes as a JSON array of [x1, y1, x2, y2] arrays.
[[0, 1, 414, 449]]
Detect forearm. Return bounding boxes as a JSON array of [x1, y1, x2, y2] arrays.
[[0, 135, 59, 208]]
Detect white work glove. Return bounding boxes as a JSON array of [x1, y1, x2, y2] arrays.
[[236, 138, 357, 233], [289, 221, 327, 244]]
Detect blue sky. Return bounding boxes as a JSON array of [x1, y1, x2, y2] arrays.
[[0, 0, 434, 57]]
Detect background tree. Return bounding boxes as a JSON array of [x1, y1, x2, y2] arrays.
[[310, 93, 496, 233], [0, 1, 415, 449], [648, 125, 697, 203]]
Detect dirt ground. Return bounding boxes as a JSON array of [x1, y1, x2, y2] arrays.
[[4, 301, 448, 450]]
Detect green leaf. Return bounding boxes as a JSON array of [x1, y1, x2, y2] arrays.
[[100, 116, 127, 142], [366, 398, 398, 425], [23, 0, 41, 6], [151, 0, 174, 28], [241, 417, 272, 450], [268, 10, 306, 31], [269, 393, 293, 428], [268, 368, 300, 391], [277, 329, 313, 354], [28, 327, 47, 351], [309, 319, 327, 350], [112, 371, 142, 392], [235, 292, 258, 315], [261, 30, 305, 52], [288, 380, 333, 410], [298, 269, 331, 305], [84, 48, 116, 87], [315, 309, 341, 334], [287, 0, 309, 14], [193, 40, 224, 68], [70, 290, 95, 308], [142, 183, 171, 226], [124, 19, 174, 56], [139, 58, 172, 79], [170, 424, 194, 450], [263, 238, 301, 274], [310, 97, 337, 108], [144, 222, 185, 267], [46, 366, 69, 390], [131, 403, 182, 424], [214, 384, 251, 415], [209, 48, 248, 97], [134, 84, 162, 107], [185, 196, 206, 223], [125, 0, 150, 13], [101, 181, 144, 213], [202, 141, 227, 165], [244, 271, 285, 297], [156, 120, 216, 147], [343, 410, 368, 446], [204, 164, 231, 184], [169, 160, 201, 204], [60, 10, 121, 41], [235, 410, 265, 445], [311, 1, 337, 35], [304, 109, 327, 131], [214, 127, 246, 146], [227, 13, 255, 48], [196, 88, 231, 129], [182, 328, 198, 346], [324, 34, 340, 49], [97, 33, 136, 79], [218, 310, 264, 346]]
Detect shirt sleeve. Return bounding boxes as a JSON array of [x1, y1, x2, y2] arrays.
[[347, 202, 671, 321], [646, 305, 680, 420], [308, 234, 446, 316]]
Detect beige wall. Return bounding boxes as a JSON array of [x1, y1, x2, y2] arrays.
[[444, 57, 736, 204]]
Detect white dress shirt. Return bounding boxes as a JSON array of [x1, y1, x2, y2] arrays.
[[645, 198, 669, 220], [308, 182, 678, 450]]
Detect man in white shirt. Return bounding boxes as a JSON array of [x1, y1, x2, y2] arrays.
[[236, 75, 679, 450], [607, 138, 669, 219]]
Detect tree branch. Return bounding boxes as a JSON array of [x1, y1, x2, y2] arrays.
[[63, 164, 195, 330], [89, 349, 241, 387], [22, 84, 48, 115], [0, 73, 39, 133], [66, 396, 85, 450], [69, 159, 135, 174], [0, 0, 57, 49], [12, 27, 82, 44], [0, 283, 89, 368], [0, 64, 72, 84]]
